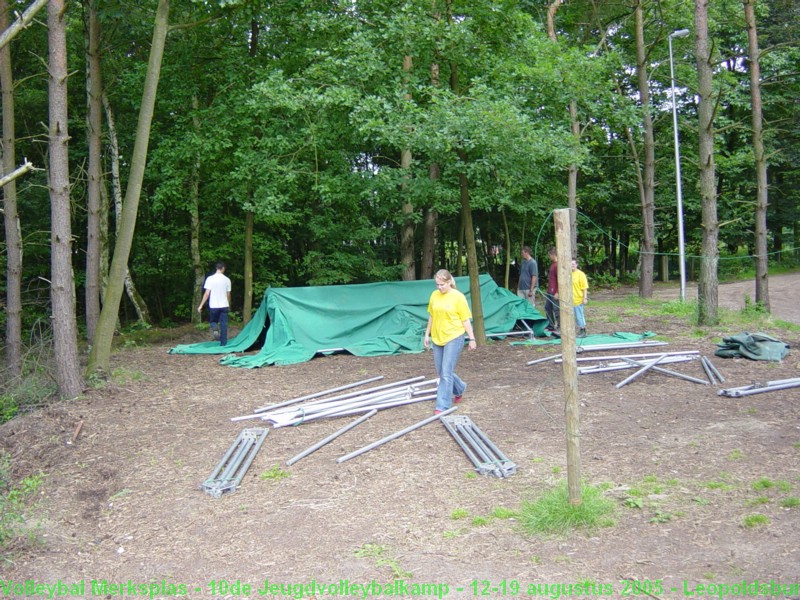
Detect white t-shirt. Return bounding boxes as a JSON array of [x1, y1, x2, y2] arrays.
[[204, 272, 231, 309]]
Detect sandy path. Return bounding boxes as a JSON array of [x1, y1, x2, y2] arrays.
[[652, 272, 797, 323]]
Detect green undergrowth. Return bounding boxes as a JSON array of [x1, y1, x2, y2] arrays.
[[0, 451, 44, 553], [518, 480, 616, 536]]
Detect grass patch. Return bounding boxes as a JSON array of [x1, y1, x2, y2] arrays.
[[259, 465, 290, 482], [450, 508, 469, 520], [518, 481, 616, 536], [490, 506, 518, 519], [354, 544, 411, 579], [742, 514, 770, 528], [780, 497, 800, 508], [0, 451, 44, 550]]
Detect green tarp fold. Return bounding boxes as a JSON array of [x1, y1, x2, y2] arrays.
[[714, 332, 790, 361], [169, 274, 547, 367]]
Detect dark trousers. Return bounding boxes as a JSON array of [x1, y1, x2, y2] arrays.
[[544, 295, 559, 330], [209, 307, 229, 346]]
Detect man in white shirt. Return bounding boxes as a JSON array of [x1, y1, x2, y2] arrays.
[[197, 262, 232, 346]]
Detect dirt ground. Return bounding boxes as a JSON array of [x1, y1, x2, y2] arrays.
[[2, 275, 800, 599]]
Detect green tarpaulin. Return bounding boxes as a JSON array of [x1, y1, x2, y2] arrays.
[[168, 274, 547, 367], [715, 332, 790, 361]]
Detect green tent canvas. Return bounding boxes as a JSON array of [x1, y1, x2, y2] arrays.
[[169, 274, 547, 367]]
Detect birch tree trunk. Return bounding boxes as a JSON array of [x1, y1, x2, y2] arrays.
[[1, 0, 23, 381], [48, 0, 83, 398], [694, 0, 719, 325], [87, 0, 170, 376], [102, 93, 151, 326], [743, 0, 770, 311]]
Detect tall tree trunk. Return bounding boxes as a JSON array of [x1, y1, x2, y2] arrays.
[[48, 0, 83, 398], [457, 161, 485, 343], [87, 0, 170, 376], [547, 0, 579, 255], [694, 0, 719, 325], [634, 1, 655, 298], [400, 54, 415, 281], [744, 0, 770, 311], [244, 210, 253, 323], [84, 0, 102, 342], [1, 0, 23, 381], [420, 58, 441, 281], [190, 95, 203, 324], [501, 208, 511, 289], [102, 93, 151, 326]]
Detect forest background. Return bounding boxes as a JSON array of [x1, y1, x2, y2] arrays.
[[1, 0, 799, 401]]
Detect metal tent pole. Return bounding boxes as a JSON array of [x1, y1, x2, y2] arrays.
[[336, 406, 457, 463], [286, 409, 378, 466]]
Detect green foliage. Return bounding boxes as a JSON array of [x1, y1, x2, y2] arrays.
[[353, 544, 411, 579], [742, 514, 770, 528], [259, 465, 290, 482], [0, 452, 43, 549], [518, 481, 616, 536]]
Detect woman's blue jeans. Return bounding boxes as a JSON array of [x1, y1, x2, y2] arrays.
[[431, 336, 467, 411]]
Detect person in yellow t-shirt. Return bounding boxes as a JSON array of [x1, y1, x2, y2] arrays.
[[423, 269, 477, 414], [571, 259, 589, 338]]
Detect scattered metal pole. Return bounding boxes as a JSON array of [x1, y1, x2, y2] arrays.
[[336, 406, 457, 463], [251, 375, 386, 414], [699, 355, 717, 385], [579, 355, 694, 375], [702, 356, 725, 383], [272, 393, 438, 428], [719, 377, 800, 397], [526, 353, 562, 366], [620, 357, 709, 385], [615, 353, 668, 389], [286, 409, 378, 466]]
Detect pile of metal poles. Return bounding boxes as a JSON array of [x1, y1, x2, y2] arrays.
[[558, 350, 724, 388], [719, 377, 800, 397], [231, 376, 438, 428], [201, 428, 269, 498]]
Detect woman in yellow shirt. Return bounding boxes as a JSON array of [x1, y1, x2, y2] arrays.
[[423, 269, 477, 414]]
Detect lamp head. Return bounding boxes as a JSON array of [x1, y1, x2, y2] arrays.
[[669, 29, 690, 39]]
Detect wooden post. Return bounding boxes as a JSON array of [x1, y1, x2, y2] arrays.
[[554, 209, 581, 505]]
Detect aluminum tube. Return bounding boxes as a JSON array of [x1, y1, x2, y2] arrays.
[[719, 379, 800, 397], [486, 331, 534, 338], [252, 376, 385, 414], [267, 388, 409, 427], [615, 354, 668, 389], [256, 380, 433, 420], [574, 340, 669, 353], [286, 409, 378, 467], [273, 394, 438, 428], [259, 376, 428, 416], [579, 355, 694, 374], [699, 355, 717, 385], [470, 423, 511, 464], [527, 353, 562, 366], [206, 430, 249, 480], [229, 429, 270, 488], [572, 350, 699, 363], [441, 419, 484, 470], [620, 358, 709, 385], [719, 377, 800, 393], [456, 422, 495, 466], [336, 406, 458, 463], [702, 356, 725, 383]]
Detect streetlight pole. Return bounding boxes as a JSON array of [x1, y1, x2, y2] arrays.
[[669, 28, 690, 302]]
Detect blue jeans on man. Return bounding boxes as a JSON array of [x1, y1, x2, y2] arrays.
[[431, 336, 467, 411], [209, 307, 229, 346]]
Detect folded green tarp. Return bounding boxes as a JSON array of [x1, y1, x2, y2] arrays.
[[714, 332, 790, 361], [169, 274, 547, 367]]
